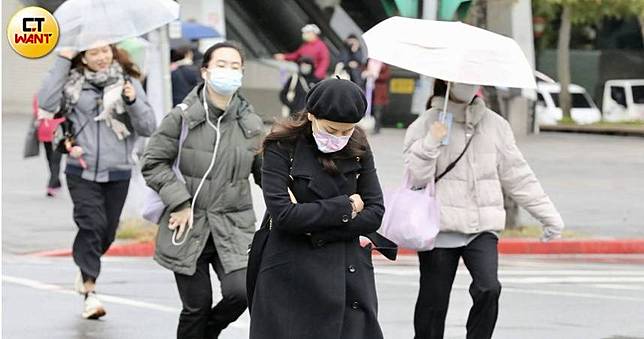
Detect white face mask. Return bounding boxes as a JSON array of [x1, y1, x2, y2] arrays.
[[450, 83, 478, 103], [207, 68, 243, 96], [312, 119, 354, 153]]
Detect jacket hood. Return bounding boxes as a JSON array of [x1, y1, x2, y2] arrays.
[[430, 96, 488, 127]]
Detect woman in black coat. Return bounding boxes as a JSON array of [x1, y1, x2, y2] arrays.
[[249, 78, 390, 339]]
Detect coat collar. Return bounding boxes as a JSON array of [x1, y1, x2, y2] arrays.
[[290, 136, 362, 199], [180, 84, 251, 130], [430, 96, 488, 127]]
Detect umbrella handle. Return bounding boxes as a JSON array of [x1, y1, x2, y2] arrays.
[[441, 81, 451, 123]]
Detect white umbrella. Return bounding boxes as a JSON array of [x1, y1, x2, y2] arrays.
[[54, 0, 180, 52], [363, 17, 537, 89]]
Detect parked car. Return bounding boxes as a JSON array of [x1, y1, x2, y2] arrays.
[[536, 82, 602, 125], [602, 79, 644, 122]]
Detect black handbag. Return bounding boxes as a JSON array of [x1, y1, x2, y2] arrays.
[[247, 145, 294, 312], [23, 118, 40, 158], [246, 211, 272, 313]]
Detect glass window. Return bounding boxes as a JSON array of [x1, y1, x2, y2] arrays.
[[610, 86, 627, 106], [549, 93, 592, 108], [632, 86, 644, 104]]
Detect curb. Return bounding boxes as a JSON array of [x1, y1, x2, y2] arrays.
[[540, 124, 644, 137], [31, 239, 644, 257]]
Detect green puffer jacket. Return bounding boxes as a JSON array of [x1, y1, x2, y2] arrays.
[[142, 84, 263, 275]]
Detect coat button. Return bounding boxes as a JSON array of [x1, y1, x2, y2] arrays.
[[348, 265, 356, 273], [351, 301, 359, 310], [342, 215, 349, 223]]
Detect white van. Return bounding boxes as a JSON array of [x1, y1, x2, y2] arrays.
[[536, 82, 602, 125], [602, 79, 644, 122]]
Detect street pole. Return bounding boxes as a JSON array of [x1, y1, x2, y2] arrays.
[[159, 25, 173, 115]]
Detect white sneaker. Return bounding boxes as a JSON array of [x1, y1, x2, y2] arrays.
[[82, 293, 106, 320], [74, 272, 87, 294]]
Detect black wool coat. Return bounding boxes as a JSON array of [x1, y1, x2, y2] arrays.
[[249, 136, 385, 339]]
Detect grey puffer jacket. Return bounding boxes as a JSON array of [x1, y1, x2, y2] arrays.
[[142, 85, 263, 275], [38, 56, 156, 182], [403, 97, 564, 237]]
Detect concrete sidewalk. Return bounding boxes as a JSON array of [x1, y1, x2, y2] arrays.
[[3, 113, 644, 255]]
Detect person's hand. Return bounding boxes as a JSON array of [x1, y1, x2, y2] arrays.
[[429, 121, 448, 143], [348, 60, 359, 69], [350, 194, 364, 214], [59, 49, 78, 60], [169, 207, 192, 239], [122, 81, 136, 103], [273, 53, 285, 61], [69, 146, 84, 158]]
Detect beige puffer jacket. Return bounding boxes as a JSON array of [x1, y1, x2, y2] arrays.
[[403, 97, 564, 236]]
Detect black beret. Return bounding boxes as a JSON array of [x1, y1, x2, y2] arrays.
[[305, 78, 367, 123]]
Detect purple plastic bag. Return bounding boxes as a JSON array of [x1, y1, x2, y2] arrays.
[[379, 171, 440, 251]]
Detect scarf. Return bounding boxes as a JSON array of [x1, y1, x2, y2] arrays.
[[62, 62, 132, 140]]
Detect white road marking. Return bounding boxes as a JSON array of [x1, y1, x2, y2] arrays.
[[589, 284, 644, 291], [501, 287, 644, 302], [375, 278, 644, 302], [2, 275, 250, 329], [375, 267, 644, 277], [500, 277, 644, 284]]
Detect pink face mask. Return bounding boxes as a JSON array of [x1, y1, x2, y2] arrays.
[[312, 120, 353, 153]]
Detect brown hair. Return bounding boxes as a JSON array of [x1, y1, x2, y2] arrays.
[[71, 45, 142, 79], [262, 111, 369, 175]]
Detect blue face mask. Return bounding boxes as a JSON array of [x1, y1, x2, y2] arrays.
[[207, 68, 243, 96]]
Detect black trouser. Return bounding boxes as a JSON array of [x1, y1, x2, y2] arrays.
[[174, 236, 247, 339], [373, 104, 385, 133], [66, 174, 130, 282], [414, 232, 501, 339], [44, 142, 62, 188]]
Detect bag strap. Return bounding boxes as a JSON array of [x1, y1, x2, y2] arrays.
[[299, 76, 310, 92], [174, 103, 190, 168], [435, 132, 474, 183]]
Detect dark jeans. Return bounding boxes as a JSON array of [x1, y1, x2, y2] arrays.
[[414, 232, 501, 339], [44, 142, 62, 188], [66, 174, 130, 282], [174, 236, 247, 339], [373, 104, 386, 133]]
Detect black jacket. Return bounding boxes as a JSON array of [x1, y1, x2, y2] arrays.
[[171, 64, 201, 107], [249, 135, 385, 339]]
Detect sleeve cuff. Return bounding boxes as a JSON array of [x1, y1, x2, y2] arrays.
[[174, 199, 191, 212], [422, 134, 442, 152], [335, 195, 354, 225], [159, 180, 192, 212]]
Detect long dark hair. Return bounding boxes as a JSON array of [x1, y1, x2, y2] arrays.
[[71, 45, 142, 79], [426, 79, 449, 110], [262, 111, 369, 175]]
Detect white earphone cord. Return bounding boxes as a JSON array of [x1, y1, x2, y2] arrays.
[[172, 87, 231, 246]]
